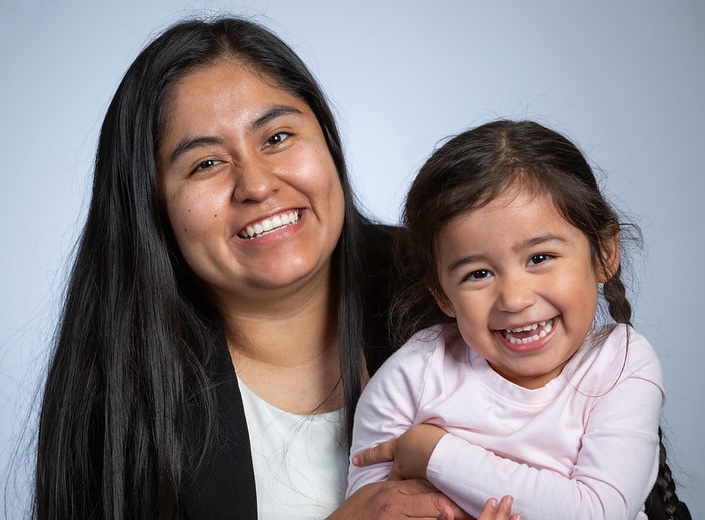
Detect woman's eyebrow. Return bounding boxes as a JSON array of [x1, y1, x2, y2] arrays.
[[165, 105, 303, 167], [167, 136, 223, 166], [250, 104, 302, 131]]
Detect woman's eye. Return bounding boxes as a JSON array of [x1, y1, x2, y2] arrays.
[[264, 131, 291, 148], [192, 159, 221, 174], [528, 254, 553, 266]]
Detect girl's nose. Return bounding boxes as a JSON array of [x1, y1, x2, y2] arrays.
[[232, 158, 281, 203], [495, 276, 535, 314]]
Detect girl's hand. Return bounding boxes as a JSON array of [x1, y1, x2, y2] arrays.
[[329, 479, 472, 520], [352, 424, 447, 481]]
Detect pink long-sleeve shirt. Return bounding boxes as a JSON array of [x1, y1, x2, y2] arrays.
[[347, 323, 664, 520]]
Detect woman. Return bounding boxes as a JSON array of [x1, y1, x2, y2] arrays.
[[33, 16, 506, 520]]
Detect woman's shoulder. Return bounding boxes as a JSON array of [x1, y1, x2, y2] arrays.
[[358, 223, 400, 373]]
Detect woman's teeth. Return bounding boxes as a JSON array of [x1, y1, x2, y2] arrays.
[[502, 319, 554, 345], [238, 210, 300, 239]]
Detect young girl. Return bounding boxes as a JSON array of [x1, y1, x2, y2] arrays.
[[347, 120, 683, 519]]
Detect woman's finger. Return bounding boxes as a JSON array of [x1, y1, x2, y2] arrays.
[[475, 496, 521, 520]]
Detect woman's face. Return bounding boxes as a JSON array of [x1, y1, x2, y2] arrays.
[[157, 59, 345, 309]]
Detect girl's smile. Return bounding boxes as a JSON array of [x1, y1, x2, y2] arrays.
[[496, 316, 558, 353]]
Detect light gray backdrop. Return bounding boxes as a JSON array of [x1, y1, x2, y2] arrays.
[[1, 0, 703, 517]]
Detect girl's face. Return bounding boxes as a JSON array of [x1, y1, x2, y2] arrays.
[[157, 59, 345, 310], [434, 188, 617, 389]]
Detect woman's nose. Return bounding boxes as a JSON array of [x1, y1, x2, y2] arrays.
[[232, 158, 281, 203]]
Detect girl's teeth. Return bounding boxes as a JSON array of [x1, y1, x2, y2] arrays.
[[239, 210, 300, 239], [503, 319, 553, 345]]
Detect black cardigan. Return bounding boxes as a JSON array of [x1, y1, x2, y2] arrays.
[[180, 223, 401, 519]]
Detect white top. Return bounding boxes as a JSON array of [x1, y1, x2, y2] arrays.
[[347, 324, 664, 520], [238, 376, 348, 519]]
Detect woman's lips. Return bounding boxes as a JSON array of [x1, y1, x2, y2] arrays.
[[237, 209, 300, 239]]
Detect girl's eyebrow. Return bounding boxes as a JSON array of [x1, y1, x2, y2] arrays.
[[447, 254, 485, 275], [518, 234, 569, 251], [165, 105, 303, 166], [445, 234, 569, 275]]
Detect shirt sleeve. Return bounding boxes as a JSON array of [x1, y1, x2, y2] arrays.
[[346, 331, 439, 496], [426, 333, 664, 520]]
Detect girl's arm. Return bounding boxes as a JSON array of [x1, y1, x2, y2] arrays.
[[346, 330, 441, 495], [355, 374, 663, 520]]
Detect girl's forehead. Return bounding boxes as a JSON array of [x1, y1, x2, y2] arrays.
[[439, 188, 572, 246], [468, 182, 559, 217]]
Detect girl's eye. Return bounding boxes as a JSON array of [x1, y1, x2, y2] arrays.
[[528, 254, 553, 266], [463, 269, 493, 282], [263, 131, 291, 148]]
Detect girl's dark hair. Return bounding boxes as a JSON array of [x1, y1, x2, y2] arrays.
[[394, 119, 681, 519], [34, 17, 371, 519]]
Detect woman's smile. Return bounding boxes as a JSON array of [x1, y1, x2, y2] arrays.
[[237, 209, 301, 239]]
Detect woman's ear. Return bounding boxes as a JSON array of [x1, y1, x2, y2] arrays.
[[430, 288, 456, 318], [598, 231, 621, 283]]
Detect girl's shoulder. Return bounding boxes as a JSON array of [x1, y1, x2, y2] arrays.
[[401, 323, 465, 353], [375, 324, 462, 377], [598, 324, 661, 366], [568, 324, 664, 393]]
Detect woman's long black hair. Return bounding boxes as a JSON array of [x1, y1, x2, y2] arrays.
[[34, 17, 371, 519]]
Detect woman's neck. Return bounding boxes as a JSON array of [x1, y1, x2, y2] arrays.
[[221, 272, 342, 414]]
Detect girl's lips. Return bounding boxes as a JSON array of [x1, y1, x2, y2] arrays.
[[496, 317, 559, 353], [237, 209, 300, 239]]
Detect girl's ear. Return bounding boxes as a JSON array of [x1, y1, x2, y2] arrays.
[[598, 231, 621, 283], [430, 288, 456, 318]]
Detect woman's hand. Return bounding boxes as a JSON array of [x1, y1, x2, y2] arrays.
[[352, 424, 447, 480], [330, 482, 520, 520], [329, 479, 471, 520], [474, 496, 522, 520]]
